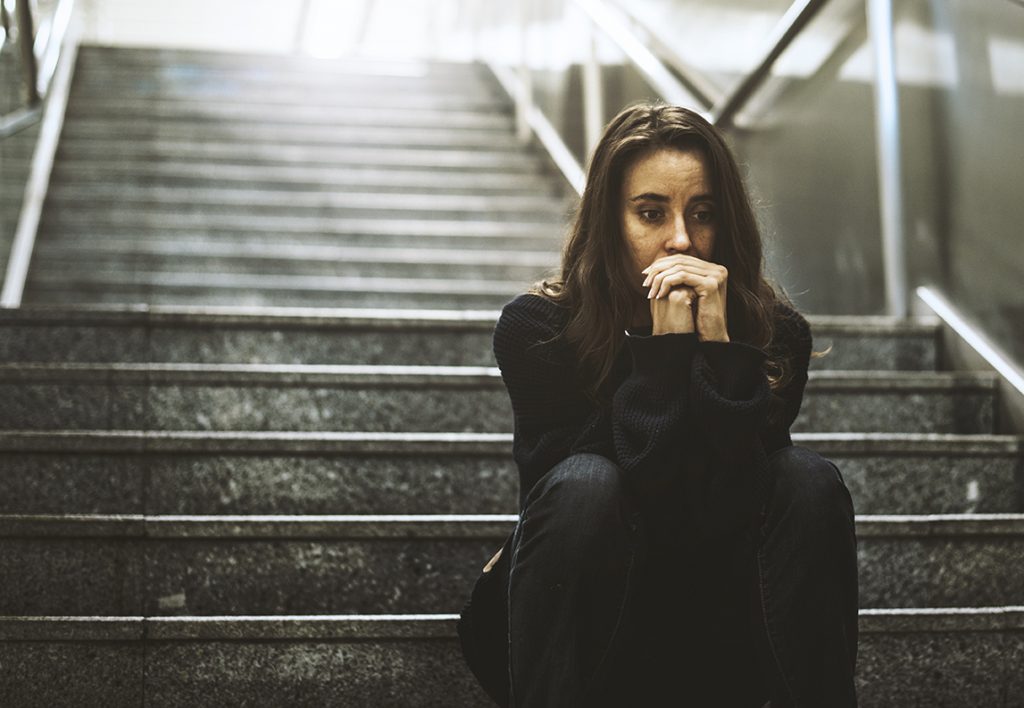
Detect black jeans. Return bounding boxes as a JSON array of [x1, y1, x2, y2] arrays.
[[505, 448, 858, 707]]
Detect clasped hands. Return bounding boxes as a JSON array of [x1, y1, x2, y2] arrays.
[[642, 255, 729, 342]]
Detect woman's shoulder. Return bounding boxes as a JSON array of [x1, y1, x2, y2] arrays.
[[497, 292, 568, 336], [493, 292, 571, 364], [771, 298, 811, 338], [769, 297, 813, 361]]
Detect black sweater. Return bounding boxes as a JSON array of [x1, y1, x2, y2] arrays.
[[493, 293, 813, 541]]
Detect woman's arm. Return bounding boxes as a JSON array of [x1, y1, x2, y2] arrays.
[[493, 295, 614, 509], [495, 294, 701, 509], [684, 302, 813, 535]]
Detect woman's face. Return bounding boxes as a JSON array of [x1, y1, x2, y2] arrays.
[[619, 147, 717, 288]]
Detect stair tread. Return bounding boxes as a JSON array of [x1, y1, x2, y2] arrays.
[[0, 429, 1017, 454], [4, 607, 1024, 641]]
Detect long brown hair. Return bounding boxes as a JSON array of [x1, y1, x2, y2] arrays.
[[533, 102, 797, 400]]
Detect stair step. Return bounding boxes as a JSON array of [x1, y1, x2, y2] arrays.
[[41, 162, 556, 195], [0, 431, 1018, 516], [1, 609, 1022, 707], [33, 242, 559, 281], [72, 57, 495, 87], [1, 513, 1022, 613], [0, 363, 997, 433], [76, 45, 489, 76], [23, 273, 526, 309], [59, 120, 525, 149], [65, 99, 516, 129], [37, 216, 561, 246], [65, 88, 510, 112], [68, 83, 507, 110], [31, 188, 570, 221], [70, 69, 501, 96], [0, 307, 939, 370], [37, 142, 543, 171]]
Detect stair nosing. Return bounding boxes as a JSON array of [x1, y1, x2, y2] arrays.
[[4, 608, 1024, 640], [0, 430, 1018, 455], [3, 513, 1024, 539]]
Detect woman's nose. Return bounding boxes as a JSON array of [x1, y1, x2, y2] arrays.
[[665, 217, 690, 253]]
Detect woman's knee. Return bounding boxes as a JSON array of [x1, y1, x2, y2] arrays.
[[521, 453, 636, 556], [768, 446, 854, 533]]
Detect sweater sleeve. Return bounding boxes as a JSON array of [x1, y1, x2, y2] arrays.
[[682, 302, 813, 536], [493, 295, 613, 509]]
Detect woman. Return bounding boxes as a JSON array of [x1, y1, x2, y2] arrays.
[[457, 103, 858, 707]]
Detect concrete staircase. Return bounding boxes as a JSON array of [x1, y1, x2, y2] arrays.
[[1, 45, 1023, 706], [11, 45, 569, 309]]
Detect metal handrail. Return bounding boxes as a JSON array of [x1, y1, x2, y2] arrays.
[[1, 0, 75, 138], [712, 0, 831, 128], [16, 0, 38, 105], [1, 0, 78, 308], [574, 0, 705, 114]]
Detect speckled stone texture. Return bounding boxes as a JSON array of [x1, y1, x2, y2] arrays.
[[146, 385, 513, 432], [0, 378, 996, 433], [144, 538, 497, 614], [0, 319, 938, 370], [0, 642, 144, 707], [0, 323, 498, 366], [857, 631, 1024, 707], [0, 540, 144, 614], [147, 327, 499, 366], [7, 530, 1022, 614], [28, 287, 521, 310], [859, 536, 1024, 607], [0, 324, 149, 364], [1, 448, 1015, 516], [796, 389, 994, 434], [0, 382, 513, 432], [830, 453, 1022, 514], [0, 381, 146, 430], [810, 332, 936, 371], [145, 453, 519, 514], [0, 453, 145, 514], [0, 537, 498, 614], [143, 639, 490, 707]]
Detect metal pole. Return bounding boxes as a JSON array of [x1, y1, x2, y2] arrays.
[[867, 0, 907, 317], [582, 24, 603, 158], [516, 0, 532, 143], [16, 0, 40, 104]]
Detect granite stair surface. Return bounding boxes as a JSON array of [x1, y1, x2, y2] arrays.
[[2, 45, 1024, 707]]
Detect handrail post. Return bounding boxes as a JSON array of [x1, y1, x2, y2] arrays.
[[16, 0, 40, 105], [867, 0, 907, 317], [582, 23, 603, 158], [2, 1, 12, 36], [515, 0, 532, 143]]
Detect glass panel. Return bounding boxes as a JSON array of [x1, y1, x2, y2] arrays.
[[727, 0, 884, 314], [897, 0, 1024, 364], [617, 0, 796, 98]]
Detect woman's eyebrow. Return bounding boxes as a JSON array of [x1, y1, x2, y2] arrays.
[[628, 192, 715, 203], [629, 192, 669, 202]]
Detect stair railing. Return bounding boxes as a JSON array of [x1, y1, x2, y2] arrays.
[[1, 0, 75, 138], [476, 0, 907, 318], [0, 0, 77, 308]]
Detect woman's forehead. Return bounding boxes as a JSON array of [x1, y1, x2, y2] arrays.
[[622, 148, 711, 197]]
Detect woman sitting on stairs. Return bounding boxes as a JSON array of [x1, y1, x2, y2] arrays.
[[457, 102, 859, 708]]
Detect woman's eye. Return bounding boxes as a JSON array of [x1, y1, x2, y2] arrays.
[[639, 209, 662, 223], [693, 209, 714, 224]]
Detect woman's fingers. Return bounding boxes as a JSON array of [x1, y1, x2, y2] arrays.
[[647, 265, 686, 299], [642, 254, 711, 277], [644, 259, 728, 299], [648, 267, 720, 299]]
